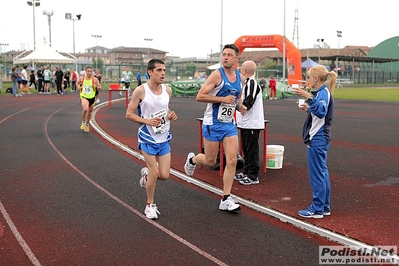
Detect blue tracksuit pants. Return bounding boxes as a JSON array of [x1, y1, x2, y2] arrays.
[[307, 143, 330, 214]]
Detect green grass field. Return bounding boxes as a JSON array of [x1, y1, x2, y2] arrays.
[[333, 87, 399, 102]]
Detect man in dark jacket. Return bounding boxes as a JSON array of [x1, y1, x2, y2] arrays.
[[54, 66, 64, 95], [37, 65, 43, 93]]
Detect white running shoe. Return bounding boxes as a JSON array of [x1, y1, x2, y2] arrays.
[[144, 203, 160, 219], [184, 152, 196, 176], [118, 92, 122, 96], [219, 196, 241, 212], [95, 98, 100, 104], [139, 167, 148, 189]]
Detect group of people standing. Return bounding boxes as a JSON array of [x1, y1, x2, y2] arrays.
[[9, 65, 103, 99], [34, 65, 70, 95], [10, 65, 81, 96], [10, 65, 30, 97]]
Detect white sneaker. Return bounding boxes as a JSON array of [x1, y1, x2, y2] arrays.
[[184, 152, 196, 176], [139, 167, 148, 189], [118, 92, 122, 96], [18, 94, 23, 97], [219, 196, 241, 212], [95, 98, 100, 104], [144, 203, 160, 219]]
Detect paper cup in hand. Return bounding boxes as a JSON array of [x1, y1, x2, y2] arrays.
[[298, 99, 305, 107]]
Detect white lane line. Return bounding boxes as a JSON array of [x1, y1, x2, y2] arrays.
[[44, 105, 228, 266], [0, 104, 55, 266], [0, 201, 42, 266]]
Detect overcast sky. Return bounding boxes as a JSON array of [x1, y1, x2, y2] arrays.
[[1, 0, 397, 58]]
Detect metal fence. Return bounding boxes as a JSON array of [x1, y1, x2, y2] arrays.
[[38, 62, 399, 85]]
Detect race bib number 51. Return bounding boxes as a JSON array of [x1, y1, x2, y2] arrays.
[[150, 108, 169, 134]]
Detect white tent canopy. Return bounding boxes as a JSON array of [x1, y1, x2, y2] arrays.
[[13, 39, 75, 65], [207, 63, 221, 70]]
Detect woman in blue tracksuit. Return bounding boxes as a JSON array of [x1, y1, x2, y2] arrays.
[[292, 65, 337, 219]]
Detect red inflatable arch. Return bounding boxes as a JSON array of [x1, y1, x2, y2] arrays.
[[234, 35, 302, 86]]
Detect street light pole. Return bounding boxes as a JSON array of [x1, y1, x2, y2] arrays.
[[91, 35, 102, 69], [0, 43, 9, 77], [27, 0, 40, 50], [43, 10, 53, 46], [317, 38, 324, 64], [144, 38, 153, 61], [219, 0, 223, 67], [282, 0, 286, 87], [336, 30, 342, 69], [65, 13, 82, 53]]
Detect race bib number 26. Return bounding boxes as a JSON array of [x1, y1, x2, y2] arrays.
[[217, 103, 235, 122]]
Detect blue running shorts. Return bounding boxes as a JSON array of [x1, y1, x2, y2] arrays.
[[202, 123, 238, 142], [139, 141, 171, 156]]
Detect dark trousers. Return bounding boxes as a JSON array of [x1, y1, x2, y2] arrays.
[[56, 81, 63, 94], [38, 78, 43, 92], [29, 81, 37, 90], [72, 81, 77, 91], [241, 128, 260, 178]]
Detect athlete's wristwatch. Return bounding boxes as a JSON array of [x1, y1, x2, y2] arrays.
[[306, 97, 313, 104]]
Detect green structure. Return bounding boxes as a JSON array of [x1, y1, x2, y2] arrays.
[[170, 80, 205, 97], [367, 36, 399, 72], [171, 79, 293, 99]]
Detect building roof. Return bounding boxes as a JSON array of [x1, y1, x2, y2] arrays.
[[107, 46, 168, 54], [367, 36, 399, 59]]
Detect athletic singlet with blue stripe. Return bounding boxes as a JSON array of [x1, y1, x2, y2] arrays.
[[138, 83, 172, 144], [203, 67, 242, 125]]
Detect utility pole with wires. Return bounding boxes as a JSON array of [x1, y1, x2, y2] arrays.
[[292, 8, 299, 49]]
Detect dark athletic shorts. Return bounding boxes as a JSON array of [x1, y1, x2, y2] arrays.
[[81, 97, 96, 106]]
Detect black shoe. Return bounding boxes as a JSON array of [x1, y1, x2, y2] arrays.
[[239, 176, 259, 185], [234, 172, 247, 181]]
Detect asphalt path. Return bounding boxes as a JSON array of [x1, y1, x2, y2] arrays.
[[0, 93, 345, 265]]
